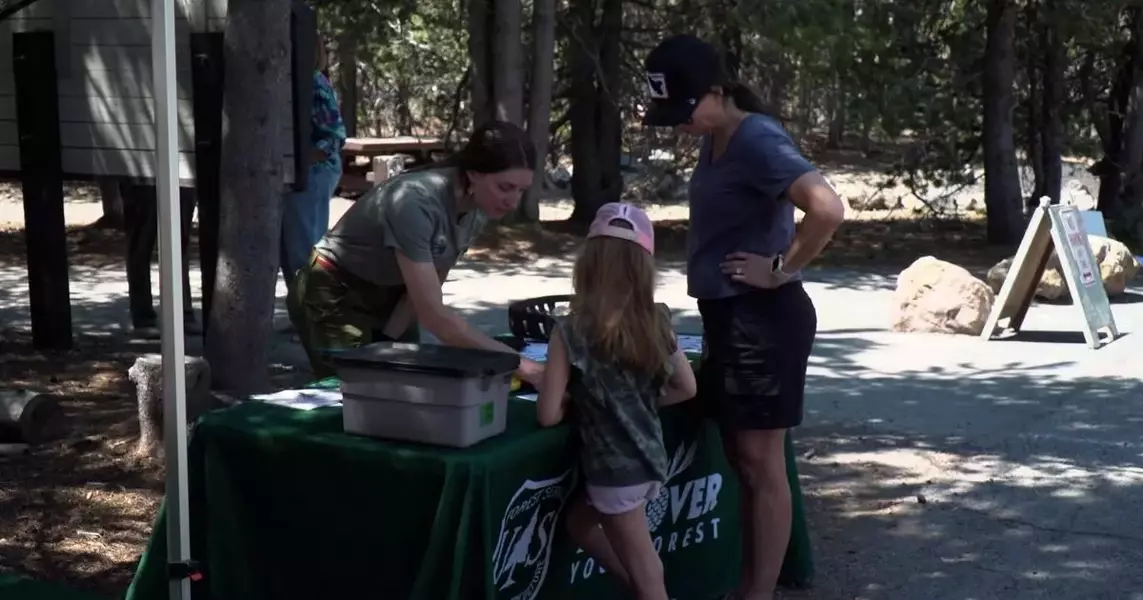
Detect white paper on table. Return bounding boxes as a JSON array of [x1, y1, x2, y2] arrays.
[[677, 334, 703, 355], [522, 337, 700, 360], [250, 389, 344, 411], [520, 343, 550, 363]]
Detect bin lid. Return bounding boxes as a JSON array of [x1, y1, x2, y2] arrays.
[[328, 342, 520, 378]]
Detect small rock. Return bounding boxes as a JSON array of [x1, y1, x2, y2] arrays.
[[916, 494, 928, 504], [1062, 179, 1097, 210]]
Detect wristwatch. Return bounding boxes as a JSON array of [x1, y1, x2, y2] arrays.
[[772, 255, 794, 283]]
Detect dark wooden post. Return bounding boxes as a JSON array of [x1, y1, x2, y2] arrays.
[[291, 0, 317, 192], [13, 31, 71, 350], [190, 32, 224, 334]]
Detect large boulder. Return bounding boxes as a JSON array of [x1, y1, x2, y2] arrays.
[[892, 256, 995, 336], [986, 235, 1140, 299], [1090, 235, 1140, 296], [986, 256, 1067, 300]]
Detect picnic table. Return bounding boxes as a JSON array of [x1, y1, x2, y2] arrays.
[[338, 136, 450, 197], [342, 136, 448, 160], [124, 346, 814, 600]]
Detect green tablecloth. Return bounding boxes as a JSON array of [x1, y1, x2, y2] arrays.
[[125, 397, 812, 600]]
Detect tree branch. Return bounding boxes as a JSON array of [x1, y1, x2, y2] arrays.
[[444, 65, 472, 150]]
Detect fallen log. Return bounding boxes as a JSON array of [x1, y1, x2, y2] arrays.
[[0, 389, 65, 444], [0, 443, 30, 456]]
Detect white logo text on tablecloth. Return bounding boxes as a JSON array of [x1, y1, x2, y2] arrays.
[[567, 441, 723, 584], [493, 469, 576, 600]]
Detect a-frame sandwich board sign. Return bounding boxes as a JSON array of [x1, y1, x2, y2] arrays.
[[981, 196, 1119, 349]]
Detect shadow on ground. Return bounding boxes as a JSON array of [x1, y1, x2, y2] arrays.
[[451, 216, 1012, 279], [0, 329, 166, 597], [0, 219, 1140, 598], [782, 332, 1143, 599]]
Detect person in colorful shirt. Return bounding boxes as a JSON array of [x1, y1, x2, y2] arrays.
[[280, 38, 347, 290]]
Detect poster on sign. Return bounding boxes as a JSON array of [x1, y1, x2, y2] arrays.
[[1058, 207, 1099, 287]]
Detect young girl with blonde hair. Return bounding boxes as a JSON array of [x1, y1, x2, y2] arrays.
[[536, 203, 697, 600]]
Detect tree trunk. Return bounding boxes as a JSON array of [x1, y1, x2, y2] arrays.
[[1024, 0, 1045, 205], [1039, 1, 1064, 205], [595, 0, 623, 207], [982, 0, 1024, 245], [568, 0, 601, 227], [1119, 8, 1143, 220], [860, 112, 872, 153], [669, 0, 692, 34], [719, 7, 743, 81], [493, 0, 524, 124], [206, 0, 290, 394], [128, 355, 213, 459], [467, 0, 493, 126], [1092, 43, 1130, 216], [94, 177, 124, 229], [826, 72, 845, 149], [519, 0, 557, 222], [826, 0, 853, 149], [336, 29, 358, 137], [1026, 80, 1044, 204], [395, 76, 414, 135], [797, 67, 813, 140], [770, 57, 794, 117]]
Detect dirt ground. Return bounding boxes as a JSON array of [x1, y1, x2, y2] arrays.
[[0, 330, 164, 594], [0, 154, 1016, 597]]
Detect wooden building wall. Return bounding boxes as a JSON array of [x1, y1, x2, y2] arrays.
[[0, 0, 294, 183]]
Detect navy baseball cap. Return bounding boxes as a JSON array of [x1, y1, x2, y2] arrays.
[[642, 34, 725, 127]]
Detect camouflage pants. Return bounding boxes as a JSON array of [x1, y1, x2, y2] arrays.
[[288, 252, 419, 379]]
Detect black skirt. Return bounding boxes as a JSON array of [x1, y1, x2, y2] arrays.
[[697, 281, 817, 431]]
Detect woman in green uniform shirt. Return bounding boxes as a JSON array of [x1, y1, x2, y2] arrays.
[[289, 121, 545, 385]]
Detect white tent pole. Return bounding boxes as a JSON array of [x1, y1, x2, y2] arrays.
[[151, 0, 191, 599]]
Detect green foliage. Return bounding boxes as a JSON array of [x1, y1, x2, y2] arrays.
[[313, 0, 469, 136], [313, 0, 1143, 243]]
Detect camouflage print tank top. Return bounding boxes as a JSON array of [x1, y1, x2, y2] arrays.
[[556, 311, 674, 487]]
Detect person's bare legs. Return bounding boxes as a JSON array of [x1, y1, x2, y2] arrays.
[[564, 493, 631, 587], [721, 427, 753, 599], [599, 505, 669, 600], [734, 428, 791, 600]]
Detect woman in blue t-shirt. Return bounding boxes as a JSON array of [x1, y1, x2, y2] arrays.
[[642, 34, 845, 600]]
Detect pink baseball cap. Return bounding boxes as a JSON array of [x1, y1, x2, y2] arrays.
[[587, 202, 655, 255]]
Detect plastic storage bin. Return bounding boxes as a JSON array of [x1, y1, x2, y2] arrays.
[[329, 342, 520, 448]]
